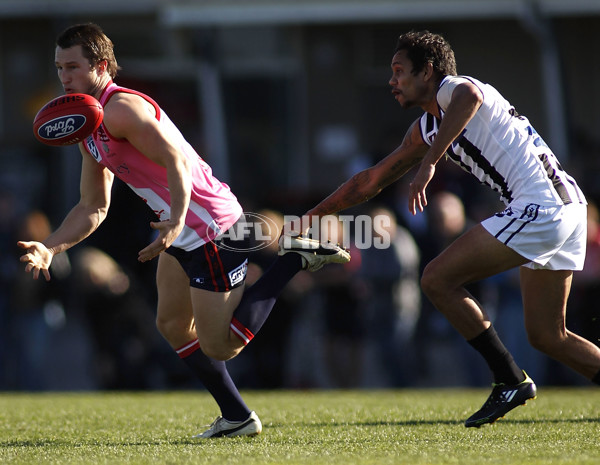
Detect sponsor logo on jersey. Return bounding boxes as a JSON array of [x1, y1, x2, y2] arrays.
[[228, 259, 248, 287], [96, 125, 110, 144], [116, 163, 130, 175]]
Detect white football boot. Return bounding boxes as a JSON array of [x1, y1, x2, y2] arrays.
[[278, 232, 351, 272], [193, 411, 262, 439]]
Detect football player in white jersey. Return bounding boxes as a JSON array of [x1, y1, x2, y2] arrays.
[[300, 30, 600, 427]]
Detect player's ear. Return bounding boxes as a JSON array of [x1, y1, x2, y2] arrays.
[[423, 61, 434, 81], [96, 59, 108, 75]]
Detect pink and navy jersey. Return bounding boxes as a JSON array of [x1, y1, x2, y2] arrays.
[[84, 82, 242, 251]]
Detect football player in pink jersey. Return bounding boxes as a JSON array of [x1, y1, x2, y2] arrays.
[[17, 23, 349, 438]]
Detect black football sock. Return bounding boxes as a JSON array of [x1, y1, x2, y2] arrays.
[[592, 368, 600, 385], [230, 253, 303, 345], [467, 325, 526, 385], [177, 339, 250, 421]]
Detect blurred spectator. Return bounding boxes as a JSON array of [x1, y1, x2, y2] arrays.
[[357, 205, 421, 387], [314, 215, 364, 388], [413, 191, 488, 386], [426, 191, 469, 250], [70, 246, 166, 390], [8, 210, 74, 390], [0, 189, 19, 388]]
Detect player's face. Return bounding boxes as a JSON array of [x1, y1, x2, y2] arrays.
[[55, 45, 106, 97], [389, 50, 428, 109]]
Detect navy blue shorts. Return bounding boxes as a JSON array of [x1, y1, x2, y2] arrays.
[[165, 219, 250, 292]]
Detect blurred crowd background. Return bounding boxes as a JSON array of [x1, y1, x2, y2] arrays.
[[1, 0, 600, 391]]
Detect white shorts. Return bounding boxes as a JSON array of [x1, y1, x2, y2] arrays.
[[481, 202, 587, 271]]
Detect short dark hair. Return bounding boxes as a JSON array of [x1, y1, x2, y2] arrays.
[[56, 23, 121, 79], [395, 30, 457, 77]]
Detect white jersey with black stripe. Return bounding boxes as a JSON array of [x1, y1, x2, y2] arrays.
[[419, 75, 586, 207]]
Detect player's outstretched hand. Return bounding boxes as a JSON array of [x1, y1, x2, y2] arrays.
[[408, 162, 436, 215], [138, 220, 183, 262], [17, 240, 53, 281]]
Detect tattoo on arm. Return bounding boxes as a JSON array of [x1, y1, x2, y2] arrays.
[[379, 154, 422, 188], [308, 119, 425, 216]]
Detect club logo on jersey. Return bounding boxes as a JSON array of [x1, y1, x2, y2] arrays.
[[495, 206, 514, 218], [524, 204, 540, 219], [38, 115, 86, 141], [85, 135, 102, 162], [228, 259, 248, 287]]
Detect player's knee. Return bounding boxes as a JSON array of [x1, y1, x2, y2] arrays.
[[421, 259, 469, 304], [526, 327, 563, 355], [199, 330, 244, 361], [527, 334, 554, 354], [200, 342, 237, 362], [156, 314, 191, 342], [420, 262, 443, 300]]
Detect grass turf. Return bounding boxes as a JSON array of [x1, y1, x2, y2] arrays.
[[0, 388, 598, 465]]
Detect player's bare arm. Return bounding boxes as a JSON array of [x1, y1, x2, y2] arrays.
[[305, 118, 427, 218], [409, 82, 483, 214], [103, 93, 192, 261], [17, 149, 113, 281]]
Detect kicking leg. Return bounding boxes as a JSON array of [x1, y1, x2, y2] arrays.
[[155, 253, 252, 423], [196, 232, 351, 360], [191, 253, 304, 360], [225, 232, 351, 351]]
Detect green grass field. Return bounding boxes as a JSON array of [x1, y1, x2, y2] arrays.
[[0, 388, 598, 465]]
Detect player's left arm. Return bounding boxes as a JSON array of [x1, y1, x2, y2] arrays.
[[408, 81, 483, 214], [103, 93, 192, 262]]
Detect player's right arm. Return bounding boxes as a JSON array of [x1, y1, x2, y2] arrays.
[[17, 148, 114, 280], [305, 119, 427, 218]]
